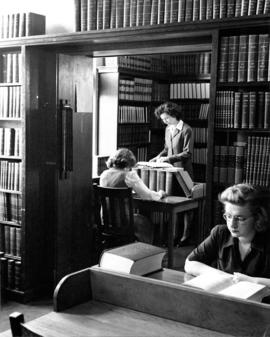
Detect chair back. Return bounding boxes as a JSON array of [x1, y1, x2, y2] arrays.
[[9, 312, 43, 337], [93, 184, 135, 249]]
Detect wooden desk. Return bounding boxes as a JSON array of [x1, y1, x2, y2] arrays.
[[17, 266, 270, 337], [133, 195, 199, 268]]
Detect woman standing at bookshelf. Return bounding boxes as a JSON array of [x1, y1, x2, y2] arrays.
[[150, 101, 194, 246], [100, 148, 166, 243], [185, 183, 270, 287]]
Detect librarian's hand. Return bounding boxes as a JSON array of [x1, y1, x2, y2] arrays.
[[159, 190, 167, 199], [158, 157, 169, 163]]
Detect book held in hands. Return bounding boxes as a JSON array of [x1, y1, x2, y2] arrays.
[[99, 242, 166, 276], [183, 273, 270, 302]]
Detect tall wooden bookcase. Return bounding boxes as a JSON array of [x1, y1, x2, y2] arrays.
[[0, 45, 94, 302], [0, 13, 269, 301]]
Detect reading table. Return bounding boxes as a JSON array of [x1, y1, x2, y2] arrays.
[[11, 267, 270, 337], [133, 195, 200, 267]]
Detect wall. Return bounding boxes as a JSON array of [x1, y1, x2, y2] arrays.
[[2, 0, 75, 34]]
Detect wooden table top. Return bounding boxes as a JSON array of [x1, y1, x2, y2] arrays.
[[23, 300, 234, 337]]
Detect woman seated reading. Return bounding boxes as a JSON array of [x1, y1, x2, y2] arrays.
[[185, 183, 270, 287], [100, 148, 166, 243]]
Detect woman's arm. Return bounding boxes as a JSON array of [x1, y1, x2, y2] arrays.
[[125, 170, 166, 200], [184, 259, 230, 277], [233, 272, 270, 287]]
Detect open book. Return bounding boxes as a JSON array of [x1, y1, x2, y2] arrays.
[[136, 161, 173, 169], [183, 273, 269, 302], [99, 242, 166, 276]]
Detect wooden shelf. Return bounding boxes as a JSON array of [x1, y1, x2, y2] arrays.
[[0, 220, 21, 227]]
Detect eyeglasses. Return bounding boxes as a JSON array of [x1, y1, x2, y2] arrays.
[[223, 213, 254, 223]]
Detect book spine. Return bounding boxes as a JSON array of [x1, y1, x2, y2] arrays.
[[257, 34, 269, 82], [241, 92, 249, 128], [264, 92, 270, 128], [219, 145, 228, 183], [226, 0, 235, 17], [237, 35, 248, 82], [81, 0, 88, 31], [212, 0, 220, 19], [74, 0, 81, 31], [199, 0, 207, 20], [87, 0, 97, 30], [136, 0, 144, 26], [151, 0, 159, 24], [142, 0, 152, 26], [234, 145, 245, 183], [164, 0, 171, 23], [241, 0, 249, 16], [234, 91, 242, 128], [97, 0, 104, 29], [170, 0, 179, 22], [116, 0, 124, 28], [193, 0, 200, 21], [185, 0, 193, 21], [248, 0, 257, 15], [219, 0, 227, 19], [178, 0, 186, 22], [130, 0, 137, 26], [248, 91, 256, 128], [206, 0, 213, 19], [235, 0, 242, 16], [247, 34, 258, 82], [228, 35, 239, 82], [25, 13, 45, 36], [256, 0, 265, 14], [103, 0, 112, 29], [218, 36, 229, 82], [264, 0, 270, 14]]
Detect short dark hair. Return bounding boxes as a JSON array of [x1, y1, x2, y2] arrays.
[[219, 183, 270, 232], [154, 101, 182, 120], [106, 148, 136, 169]]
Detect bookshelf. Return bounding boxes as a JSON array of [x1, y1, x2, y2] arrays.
[[0, 10, 268, 300], [0, 48, 94, 302], [212, 24, 270, 225]]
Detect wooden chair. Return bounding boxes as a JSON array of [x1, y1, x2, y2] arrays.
[[9, 312, 43, 337], [93, 184, 136, 252]]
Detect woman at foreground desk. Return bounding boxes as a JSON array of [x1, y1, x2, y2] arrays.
[[185, 183, 270, 287], [100, 148, 166, 243]]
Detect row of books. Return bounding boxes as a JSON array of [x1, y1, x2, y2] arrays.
[[0, 128, 21, 157], [193, 147, 208, 164], [0, 161, 21, 192], [170, 52, 211, 75], [118, 124, 150, 145], [193, 127, 208, 144], [0, 255, 21, 291], [119, 78, 153, 101], [129, 145, 149, 161], [0, 86, 21, 119], [2, 226, 21, 257], [218, 34, 270, 83], [215, 90, 270, 129], [106, 52, 211, 75], [150, 103, 209, 128], [214, 137, 270, 186], [0, 192, 22, 223], [170, 82, 210, 99], [214, 144, 246, 184], [75, 0, 270, 32], [245, 136, 270, 186], [0, 52, 21, 83], [118, 105, 150, 123], [0, 12, 45, 39]]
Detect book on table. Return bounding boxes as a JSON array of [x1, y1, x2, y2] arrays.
[[99, 242, 166, 276], [183, 273, 269, 302], [136, 161, 173, 168]]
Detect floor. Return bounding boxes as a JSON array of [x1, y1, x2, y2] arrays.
[[0, 245, 194, 336]]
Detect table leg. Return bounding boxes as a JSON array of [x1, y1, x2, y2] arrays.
[[167, 212, 177, 268]]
